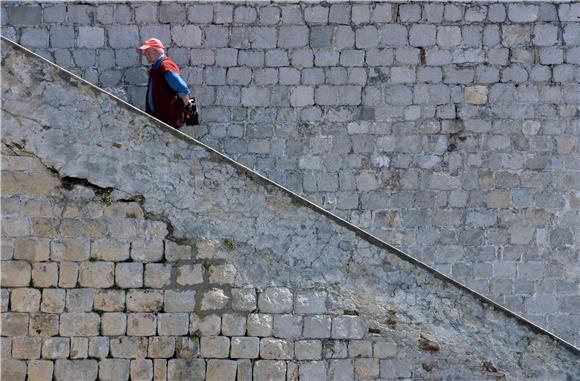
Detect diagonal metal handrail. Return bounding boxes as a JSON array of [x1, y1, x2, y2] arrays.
[[2, 35, 578, 355]]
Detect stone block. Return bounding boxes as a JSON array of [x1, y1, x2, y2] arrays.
[[60, 313, 100, 337], [127, 290, 163, 312], [273, 314, 303, 339], [148, 337, 175, 358], [78, 27, 105, 48], [157, 313, 189, 336], [254, 360, 286, 381], [208, 264, 236, 284], [279, 26, 309, 48], [12, 336, 41, 359], [127, 313, 157, 336], [164, 290, 196, 312], [101, 312, 127, 337], [55, 360, 98, 381], [464, 86, 488, 105], [295, 290, 327, 314], [58, 261, 79, 288], [41, 289, 65, 313], [329, 359, 354, 381], [94, 289, 125, 312], [206, 359, 237, 381], [52, 239, 90, 262], [88, 337, 109, 359], [66, 288, 93, 312], [130, 239, 163, 263], [28, 360, 53, 381], [295, 340, 322, 360], [303, 315, 332, 338], [31, 262, 58, 287], [0, 360, 26, 381], [508, 4, 538, 22], [409, 24, 436, 47], [172, 25, 202, 48], [131, 359, 153, 381], [14, 238, 49, 261], [191, 314, 221, 336], [99, 358, 130, 381], [110, 337, 148, 359], [79, 262, 114, 288], [11, 288, 40, 312], [300, 361, 327, 380], [201, 336, 230, 358], [355, 358, 379, 379], [201, 288, 229, 310], [1, 260, 31, 287], [115, 262, 143, 288], [167, 359, 205, 380], [144, 263, 172, 288], [331, 316, 366, 339], [164, 241, 191, 262], [260, 338, 293, 360], [229, 336, 260, 359]]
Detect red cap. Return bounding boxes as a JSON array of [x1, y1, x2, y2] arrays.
[[138, 38, 164, 50]]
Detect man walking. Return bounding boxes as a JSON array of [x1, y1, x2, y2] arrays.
[[138, 38, 194, 128]]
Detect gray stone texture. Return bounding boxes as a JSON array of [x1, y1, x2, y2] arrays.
[[1, 3, 580, 378]]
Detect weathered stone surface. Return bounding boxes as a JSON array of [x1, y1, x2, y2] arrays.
[[1, 26, 580, 380]]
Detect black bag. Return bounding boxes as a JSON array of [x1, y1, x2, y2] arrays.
[[185, 97, 199, 126]]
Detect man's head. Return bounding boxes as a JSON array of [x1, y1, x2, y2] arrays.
[[138, 38, 165, 64]]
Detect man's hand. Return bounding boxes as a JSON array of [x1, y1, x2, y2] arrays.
[[185, 98, 196, 113]]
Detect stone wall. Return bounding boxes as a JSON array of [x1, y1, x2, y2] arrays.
[[2, 0, 580, 348], [1, 38, 579, 380]]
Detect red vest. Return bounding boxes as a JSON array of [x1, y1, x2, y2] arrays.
[[145, 57, 186, 128]]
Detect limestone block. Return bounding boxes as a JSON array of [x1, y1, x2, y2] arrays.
[[78, 27, 105, 48], [28, 360, 53, 381], [127, 313, 157, 336], [201, 288, 229, 310], [295, 340, 322, 361], [206, 359, 237, 381], [464, 86, 488, 105], [131, 239, 163, 262], [253, 360, 286, 381], [70, 337, 88, 359], [348, 340, 372, 358], [157, 313, 189, 336], [32, 262, 58, 287], [14, 238, 50, 261], [66, 288, 93, 312], [172, 25, 202, 48], [1, 260, 31, 287], [115, 263, 143, 288], [131, 359, 153, 381], [54, 359, 98, 380], [409, 24, 436, 47], [11, 288, 41, 312], [164, 290, 196, 312], [144, 263, 172, 288], [300, 361, 327, 380], [201, 336, 230, 358], [332, 316, 366, 339], [94, 289, 125, 312], [29, 313, 59, 336], [59, 312, 100, 336], [247, 314, 273, 337], [102, 312, 127, 336], [99, 358, 130, 381], [355, 358, 379, 379], [273, 314, 303, 339], [176, 264, 204, 286], [127, 290, 163, 312], [110, 337, 148, 358], [91, 239, 130, 261], [508, 4, 538, 22], [58, 261, 79, 288], [12, 336, 42, 359], [303, 315, 332, 338], [52, 239, 90, 262], [258, 287, 293, 313], [42, 337, 69, 359], [187, 314, 219, 337], [260, 338, 293, 360], [167, 359, 205, 380], [329, 359, 354, 381], [88, 337, 109, 359], [153, 359, 166, 381], [222, 314, 246, 336], [230, 336, 260, 359], [148, 337, 175, 358], [208, 264, 237, 284], [380, 360, 412, 379], [373, 340, 397, 358], [175, 337, 200, 359], [279, 26, 309, 48], [295, 290, 327, 314], [1, 360, 27, 381], [165, 241, 192, 262]]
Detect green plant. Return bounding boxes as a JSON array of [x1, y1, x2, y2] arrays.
[[223, 238, 236, 250], [189, 329, 201, 340], [28, 279, 36, 288], [250, 308, 260, 314], [89, 256, 97, 262], [96, 188, 113, 206]]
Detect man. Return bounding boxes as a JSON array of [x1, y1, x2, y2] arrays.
[[138, 38, 194, 128]]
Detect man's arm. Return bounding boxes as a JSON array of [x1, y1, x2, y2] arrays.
[[164, 71, 191, 106]]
